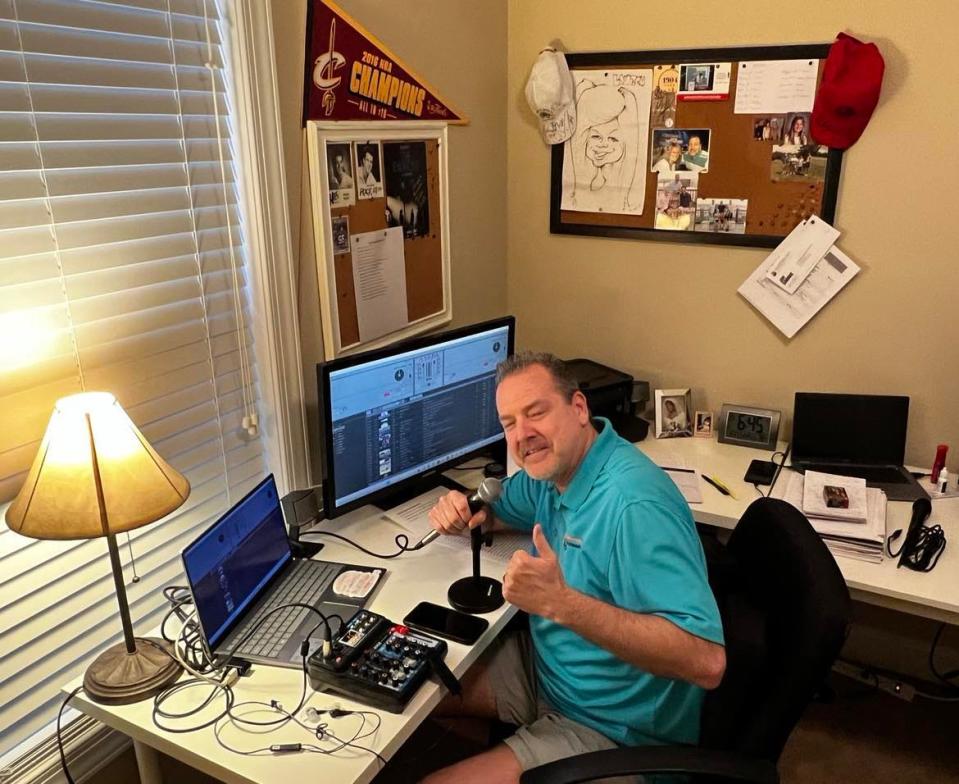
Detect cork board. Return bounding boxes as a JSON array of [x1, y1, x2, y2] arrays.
[[307, 122, 451, 359], [549, 44, 843, 248]]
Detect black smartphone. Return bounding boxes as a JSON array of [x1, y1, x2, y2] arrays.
[[403, 601, 489, 645]]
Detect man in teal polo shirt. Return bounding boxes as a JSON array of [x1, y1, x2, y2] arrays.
[[423, 352, 725, 784]]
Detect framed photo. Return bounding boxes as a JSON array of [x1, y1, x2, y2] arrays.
[[694, 410, 713, 438], [654, 388, 693, 439]]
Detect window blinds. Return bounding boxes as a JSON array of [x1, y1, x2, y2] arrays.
[[0, 0, 266, 757]]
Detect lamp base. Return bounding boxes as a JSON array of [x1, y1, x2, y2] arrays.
[[448, 576, 504, 614], [83, 637, 182, 705]]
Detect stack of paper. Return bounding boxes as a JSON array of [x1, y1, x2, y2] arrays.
[[774, 472, 886, 563], [801, 470, 868, 523]]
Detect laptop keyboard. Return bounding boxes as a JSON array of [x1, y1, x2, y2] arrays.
[[805, 465, 908, 484], [234, 560, 340, 659]]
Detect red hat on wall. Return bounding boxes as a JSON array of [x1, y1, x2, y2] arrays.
[[811, 33, 885, 150]]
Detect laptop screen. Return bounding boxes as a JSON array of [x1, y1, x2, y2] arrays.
[[792, 393, 909, 466], [182, 475, 291, 650]]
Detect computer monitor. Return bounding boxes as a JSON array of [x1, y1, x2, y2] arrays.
[[317, 316, 515, 519]]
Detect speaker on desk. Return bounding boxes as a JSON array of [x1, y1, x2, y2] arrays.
[[281, 484, 325, 558]]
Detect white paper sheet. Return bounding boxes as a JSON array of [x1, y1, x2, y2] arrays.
[[562, 69, 652, 215], [738, 245, 860, 339], [663, 468, 703, 504], [350, 226, 408, 343], [435, 530, 533, 565], [764, 216, 841, 294], [734, 59, 819, 114]]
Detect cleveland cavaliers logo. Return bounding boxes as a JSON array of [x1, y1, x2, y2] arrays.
[[312, 18, 344, 116]]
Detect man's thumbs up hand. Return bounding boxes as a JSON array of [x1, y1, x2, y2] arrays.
[[503, 524, 569, 621]]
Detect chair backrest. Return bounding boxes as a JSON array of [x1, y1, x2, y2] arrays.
[[699, 497, 851, 762]]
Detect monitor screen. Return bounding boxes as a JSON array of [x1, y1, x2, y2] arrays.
[[318, 317, 514, 517], [181, 475, 290, 650]]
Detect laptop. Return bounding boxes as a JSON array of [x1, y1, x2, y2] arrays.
[[791, 393, 929, 502], [181, 474, 385, 669]]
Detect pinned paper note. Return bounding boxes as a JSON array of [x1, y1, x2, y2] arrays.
[[764, 216, 840, 294], [734, 59, 819, 114], [738, 245, 860, 338]]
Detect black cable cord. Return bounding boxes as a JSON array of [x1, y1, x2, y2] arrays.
[[753, 448, 789, 498], [57, 686, 83, 784], [312, 530, 421, 559], [887, 524, 947, 571], [929, 622, 959, 689], [152, 601, 332, 733]]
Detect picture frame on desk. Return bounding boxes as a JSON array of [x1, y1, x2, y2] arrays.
[[694, 410, 714, 438], [655, 388, 693, 439]]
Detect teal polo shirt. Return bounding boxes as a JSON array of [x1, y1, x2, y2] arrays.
[[492, 418, 723, 747]]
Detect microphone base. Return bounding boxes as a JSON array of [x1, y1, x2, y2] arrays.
[[448, 576, 504, 615]]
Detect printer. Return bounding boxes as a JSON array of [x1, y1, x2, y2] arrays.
[[565, 358, 649, 442]]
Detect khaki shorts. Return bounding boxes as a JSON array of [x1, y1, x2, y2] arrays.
[[486, 631, 640, 782]]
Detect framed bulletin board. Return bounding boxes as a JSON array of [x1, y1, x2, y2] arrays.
[[307, 121, 451, 359], [550, 44, 843, 248]]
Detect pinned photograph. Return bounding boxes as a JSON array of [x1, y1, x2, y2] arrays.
[[383, 141, 430, 239], [654, 171, 698, 231], [677, 63, 731, 100], [331, 215, 350, 255], [651, 128, 711, 173], [651, 65, 679, 128], [781, 112, 812, 145], [694, 411, 714, 438], [655, 389, 693, 439], [752, 115, 784, 141], [771, 144, 828, 182], [561, 68, 653, 215], [326, 142, 355, 207], [354, 141, 384, 199], [694, 198, 747, 234]]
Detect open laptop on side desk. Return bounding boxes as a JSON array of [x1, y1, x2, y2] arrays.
[[790, 393, 929, 502], [181, 474, 384, 670]]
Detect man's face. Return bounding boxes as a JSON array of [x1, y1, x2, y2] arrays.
[[585, 119, 625, 167], [496, 365, 591, 489], [667, 143, 681, 163], [362, 152, 373, 174], [687, 136, 701, 156]]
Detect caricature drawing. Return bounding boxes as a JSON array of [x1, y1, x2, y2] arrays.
[[562, 70, 651, 216]]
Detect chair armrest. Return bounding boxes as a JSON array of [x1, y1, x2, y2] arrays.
[[519, 745, 779, 784]]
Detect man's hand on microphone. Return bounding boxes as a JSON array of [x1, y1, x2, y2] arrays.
[[428, 490, 488, 536]]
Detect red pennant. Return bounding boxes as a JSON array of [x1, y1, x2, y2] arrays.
[[303, 0, 467, 125]]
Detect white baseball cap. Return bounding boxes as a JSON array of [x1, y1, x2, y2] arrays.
[[524, 48, 576, 145]]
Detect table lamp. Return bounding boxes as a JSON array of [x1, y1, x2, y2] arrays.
[[5, 392, 190, 704]]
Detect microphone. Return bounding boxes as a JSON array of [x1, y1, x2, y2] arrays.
[[414, 477, 502, 550], [896, 497, 932, 569]]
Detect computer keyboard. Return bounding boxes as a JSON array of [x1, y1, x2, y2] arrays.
[[235, 560, 340, 659], [805, 465, 908, 484]]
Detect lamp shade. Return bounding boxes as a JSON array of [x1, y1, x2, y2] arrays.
[[5, 392, 190, 540]]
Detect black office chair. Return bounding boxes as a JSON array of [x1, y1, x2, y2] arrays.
[[520, 497, 852, 784]]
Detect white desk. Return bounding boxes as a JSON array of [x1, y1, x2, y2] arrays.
[[65, 504, 515, 784], [65, 442, 959, 782], [637, 435, 959, 625]]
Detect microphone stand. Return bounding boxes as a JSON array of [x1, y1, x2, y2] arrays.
[[447, 520, 504, 614]]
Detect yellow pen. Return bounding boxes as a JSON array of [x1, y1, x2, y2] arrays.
[[702, 474, 737, 499]]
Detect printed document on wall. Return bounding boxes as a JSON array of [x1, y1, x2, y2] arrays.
[[738, 245, 860, 338], [562, 69, 652, 216], [351, 227, 408, 343], [734, 59, 819, 114]]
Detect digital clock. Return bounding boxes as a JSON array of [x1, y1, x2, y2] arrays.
[[717, 404, 781, 450]]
